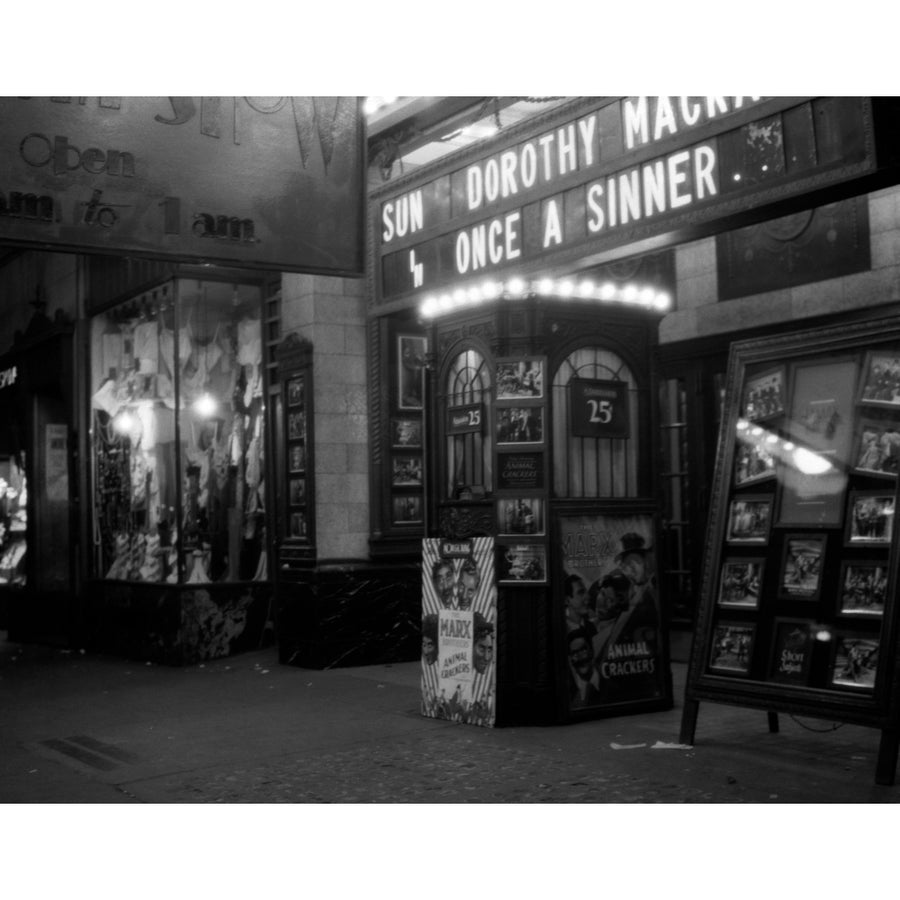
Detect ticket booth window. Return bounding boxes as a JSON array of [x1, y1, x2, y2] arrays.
[[445, 347, 492, 499], [552, 346, 639, 498]]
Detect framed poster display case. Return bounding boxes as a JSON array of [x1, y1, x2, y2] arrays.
[[681, 316, 900, 785], [275, 333, 315, 567]]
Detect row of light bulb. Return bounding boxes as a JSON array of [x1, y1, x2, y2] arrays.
[[735, 418, 834, 476], [112, 393, 219, 436], [419, 277, 672, 320]]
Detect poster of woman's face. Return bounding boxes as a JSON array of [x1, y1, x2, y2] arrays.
[[391, 417, 422, 448]]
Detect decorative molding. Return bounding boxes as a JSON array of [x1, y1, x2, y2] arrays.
[[438, 503, 494, 539]]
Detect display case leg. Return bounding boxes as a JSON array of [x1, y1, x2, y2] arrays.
[[679, 698, 699, 745], [875, 728, 900, 786], [767, 711, 779, 733]]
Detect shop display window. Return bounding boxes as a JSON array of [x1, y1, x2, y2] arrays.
[[0, 455, 27, 586], [89, 279, 266, 584]]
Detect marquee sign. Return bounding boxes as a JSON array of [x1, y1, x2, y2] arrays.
[[0, 97, 365, 275], [373, 97, 878, 305]]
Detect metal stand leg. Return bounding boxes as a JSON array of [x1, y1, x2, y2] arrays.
[[679, 698, 699, 745], [876, 728, 900, 786]]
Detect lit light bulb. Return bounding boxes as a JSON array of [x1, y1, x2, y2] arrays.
[[113, 410, 135, 436], [194, 392, 218, 418], [792, 446, 832, 475]]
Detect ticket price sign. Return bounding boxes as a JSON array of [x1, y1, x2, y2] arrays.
[[447, 403, 484, 436], [569, 378, 629, 439]]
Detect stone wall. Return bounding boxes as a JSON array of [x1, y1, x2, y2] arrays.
[[281, 273, 369, 561]]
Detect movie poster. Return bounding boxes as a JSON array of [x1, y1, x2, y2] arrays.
[[558, 511, 668, 715], [421, 537, 496, 726]]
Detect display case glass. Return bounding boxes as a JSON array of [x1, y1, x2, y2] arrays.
[[89, 279, 266, 584], [683, 316, 900, 783]]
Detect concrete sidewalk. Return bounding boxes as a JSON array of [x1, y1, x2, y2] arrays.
[[1, 634, 898, 803]]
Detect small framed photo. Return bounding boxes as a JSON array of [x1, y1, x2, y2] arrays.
[[391, 455, 422, 487], [392, 494, 423, 525], [289, 443, 306, 473], [709, 622, 755, 675], [289, 478, 306, 506], [496, 358, 544, 400], [286, 375, 305, 408], [398, 335, 426, 410], [725, 496, 772, 544], [288, 410, 306, 441], [858, 351, 900, 409], [741, 366, 785, 422], [289, 512, 307, 539], [497, 542, 547, 583], [497, 497, 545, 536], [734, 437, 776, 487], [845, 490, 895, 546], [496, 406, 544, 445], [768, 619, 815, 685], [778, 534, 826, 601], [837, 561, 888, 617], [391, 417, 422, 449], [717, 558, 764, 609], [851, 418, 900, 478], [830, 633, 879, 690]]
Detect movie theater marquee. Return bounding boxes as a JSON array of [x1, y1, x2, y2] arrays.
[[374, 96, 877, 305]]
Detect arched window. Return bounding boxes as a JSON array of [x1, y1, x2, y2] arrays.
[[444, 348, 492, 498], [552, 346, 639, 498]]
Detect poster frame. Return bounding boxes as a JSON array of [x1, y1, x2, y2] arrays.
[[551, 500, 673, 724], [680, 314, 900, 785]]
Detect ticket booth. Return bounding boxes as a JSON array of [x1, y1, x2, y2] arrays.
[[421, 280, 674, 724]]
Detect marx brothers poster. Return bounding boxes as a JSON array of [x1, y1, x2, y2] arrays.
[[558, 511, 669, 716], [421, 537, 496, 727]]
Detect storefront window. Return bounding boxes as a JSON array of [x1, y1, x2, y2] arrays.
[[90, 279, 265, 584], [0, 455, 27, 586], [445, 348, 492, 498], [552, 347, 639, 498]]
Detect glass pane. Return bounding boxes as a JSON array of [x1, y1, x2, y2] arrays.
[[552, 347, 638, 498], [90, 288, 178, 582], [177, 280, 265, 583], [445, 349, 492, 498], [90, 280, 265, 583]]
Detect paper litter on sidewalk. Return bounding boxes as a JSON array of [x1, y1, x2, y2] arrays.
[[610, 742, 647, 750], [650, 740, 693, 750]]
